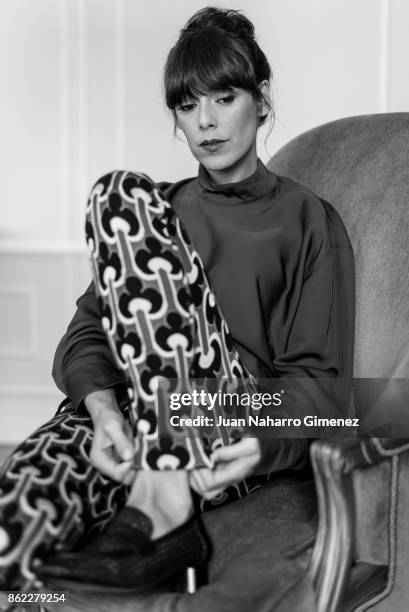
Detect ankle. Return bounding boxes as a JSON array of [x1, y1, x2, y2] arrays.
[[127, 470, 192, 509], [151, 500, 194, 539], [125, 471, 193, 539]]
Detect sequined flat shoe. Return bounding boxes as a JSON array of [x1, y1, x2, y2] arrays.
[[36, 507, 209, 593]]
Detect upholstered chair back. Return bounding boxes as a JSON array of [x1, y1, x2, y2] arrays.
[[268, 114, 409, 383]]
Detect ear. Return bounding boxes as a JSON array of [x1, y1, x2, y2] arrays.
[[256, 80, 271, 118]]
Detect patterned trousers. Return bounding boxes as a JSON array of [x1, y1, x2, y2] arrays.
[[0, 171, 269, 589]]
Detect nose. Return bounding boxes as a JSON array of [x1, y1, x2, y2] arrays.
[[198, 99, 216, 130]]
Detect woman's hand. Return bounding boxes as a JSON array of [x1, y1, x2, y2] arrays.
[[189, 437, 261, 499], [85, 389, 135, 485]]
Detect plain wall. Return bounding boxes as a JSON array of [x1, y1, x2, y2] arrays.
[[0, 0, 407, 442]]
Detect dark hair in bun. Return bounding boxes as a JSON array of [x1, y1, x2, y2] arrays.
[[164, 7, 273, 126]]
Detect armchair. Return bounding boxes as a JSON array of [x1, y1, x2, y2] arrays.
[[268, 112, 409, 612], [16, 114, 408, 612]]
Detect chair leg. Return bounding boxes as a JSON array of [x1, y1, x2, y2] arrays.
[[186, 566, 198, 593]]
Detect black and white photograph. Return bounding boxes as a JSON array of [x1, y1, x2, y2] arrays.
[[0, 1, 408, 611]]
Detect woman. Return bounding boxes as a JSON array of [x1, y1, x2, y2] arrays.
[[0, 6, 354, 595]]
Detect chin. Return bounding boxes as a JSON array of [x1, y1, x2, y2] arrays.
[[198, 151, 241, 173]]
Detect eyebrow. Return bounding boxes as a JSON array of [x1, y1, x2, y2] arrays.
[[181, 87, 236, 101]]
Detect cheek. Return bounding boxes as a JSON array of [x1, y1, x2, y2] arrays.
[[229, 117, 257, 144], [175, 114, 193, 138], [177, 122, 193, 144], [233, 107, 258, 134]]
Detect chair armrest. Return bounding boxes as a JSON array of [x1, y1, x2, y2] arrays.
[[309, 437, 409, 612], [314, 438, 409, 470]]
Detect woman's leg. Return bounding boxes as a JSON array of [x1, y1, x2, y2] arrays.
[[0, 403, 128, 589], [87, 171, 256, 444], [84, 171, 202, 536], [85, 171, 263, 516]]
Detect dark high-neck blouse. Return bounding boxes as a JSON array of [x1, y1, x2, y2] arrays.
[[166, 159, 354, 383], [52, 160, 355, 473]]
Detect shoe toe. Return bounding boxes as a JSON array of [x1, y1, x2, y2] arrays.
[[36, 555, 78, 579]]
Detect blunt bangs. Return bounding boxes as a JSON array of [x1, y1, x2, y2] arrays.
[[164, 30, 257, 109]]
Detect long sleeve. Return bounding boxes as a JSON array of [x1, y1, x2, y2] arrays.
[[52, 282, 127, 411], [272, 244, 355, 382], [255, 197, 355, 474]]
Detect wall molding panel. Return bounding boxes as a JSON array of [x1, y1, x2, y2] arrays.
[[0, 241, 87, 254], [0, 286, 38, 358], [77, 0, 88, 231], [0, 385, 60, 397], [116, 0, 126, 168], [0, 387, 65, 444], [389, 0, 409, 110], [59, 0, 71, 241], [379, 0, 391, 112]]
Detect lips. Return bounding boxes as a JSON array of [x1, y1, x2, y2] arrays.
[[200, 139, 227, 146]]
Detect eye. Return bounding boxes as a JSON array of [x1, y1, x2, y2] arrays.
[[177, 102, 196, 113], [217, 95, 235, 105]]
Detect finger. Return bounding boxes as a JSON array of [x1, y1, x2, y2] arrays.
[[90, 428, 133, 480], [109, 459, 134, 484], [189, 471, 226, 500], [119, 463, 137, 487], [196, 467, 221, 489], [189, 468, 221, 495], [201, 487, 226, 500], [105, 419, 134, 462], [190, 468, 212, 492], [199, 467, 231, 492], [207, 457, 250, 489], [91, 445, 134, 482], [188, 471, 203, 495], [211, 438, 258, 463], [90, 427, 110, 471], [124, 418, 134, 440]]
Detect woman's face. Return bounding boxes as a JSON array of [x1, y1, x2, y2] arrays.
[[175, 83, 268, 184]]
